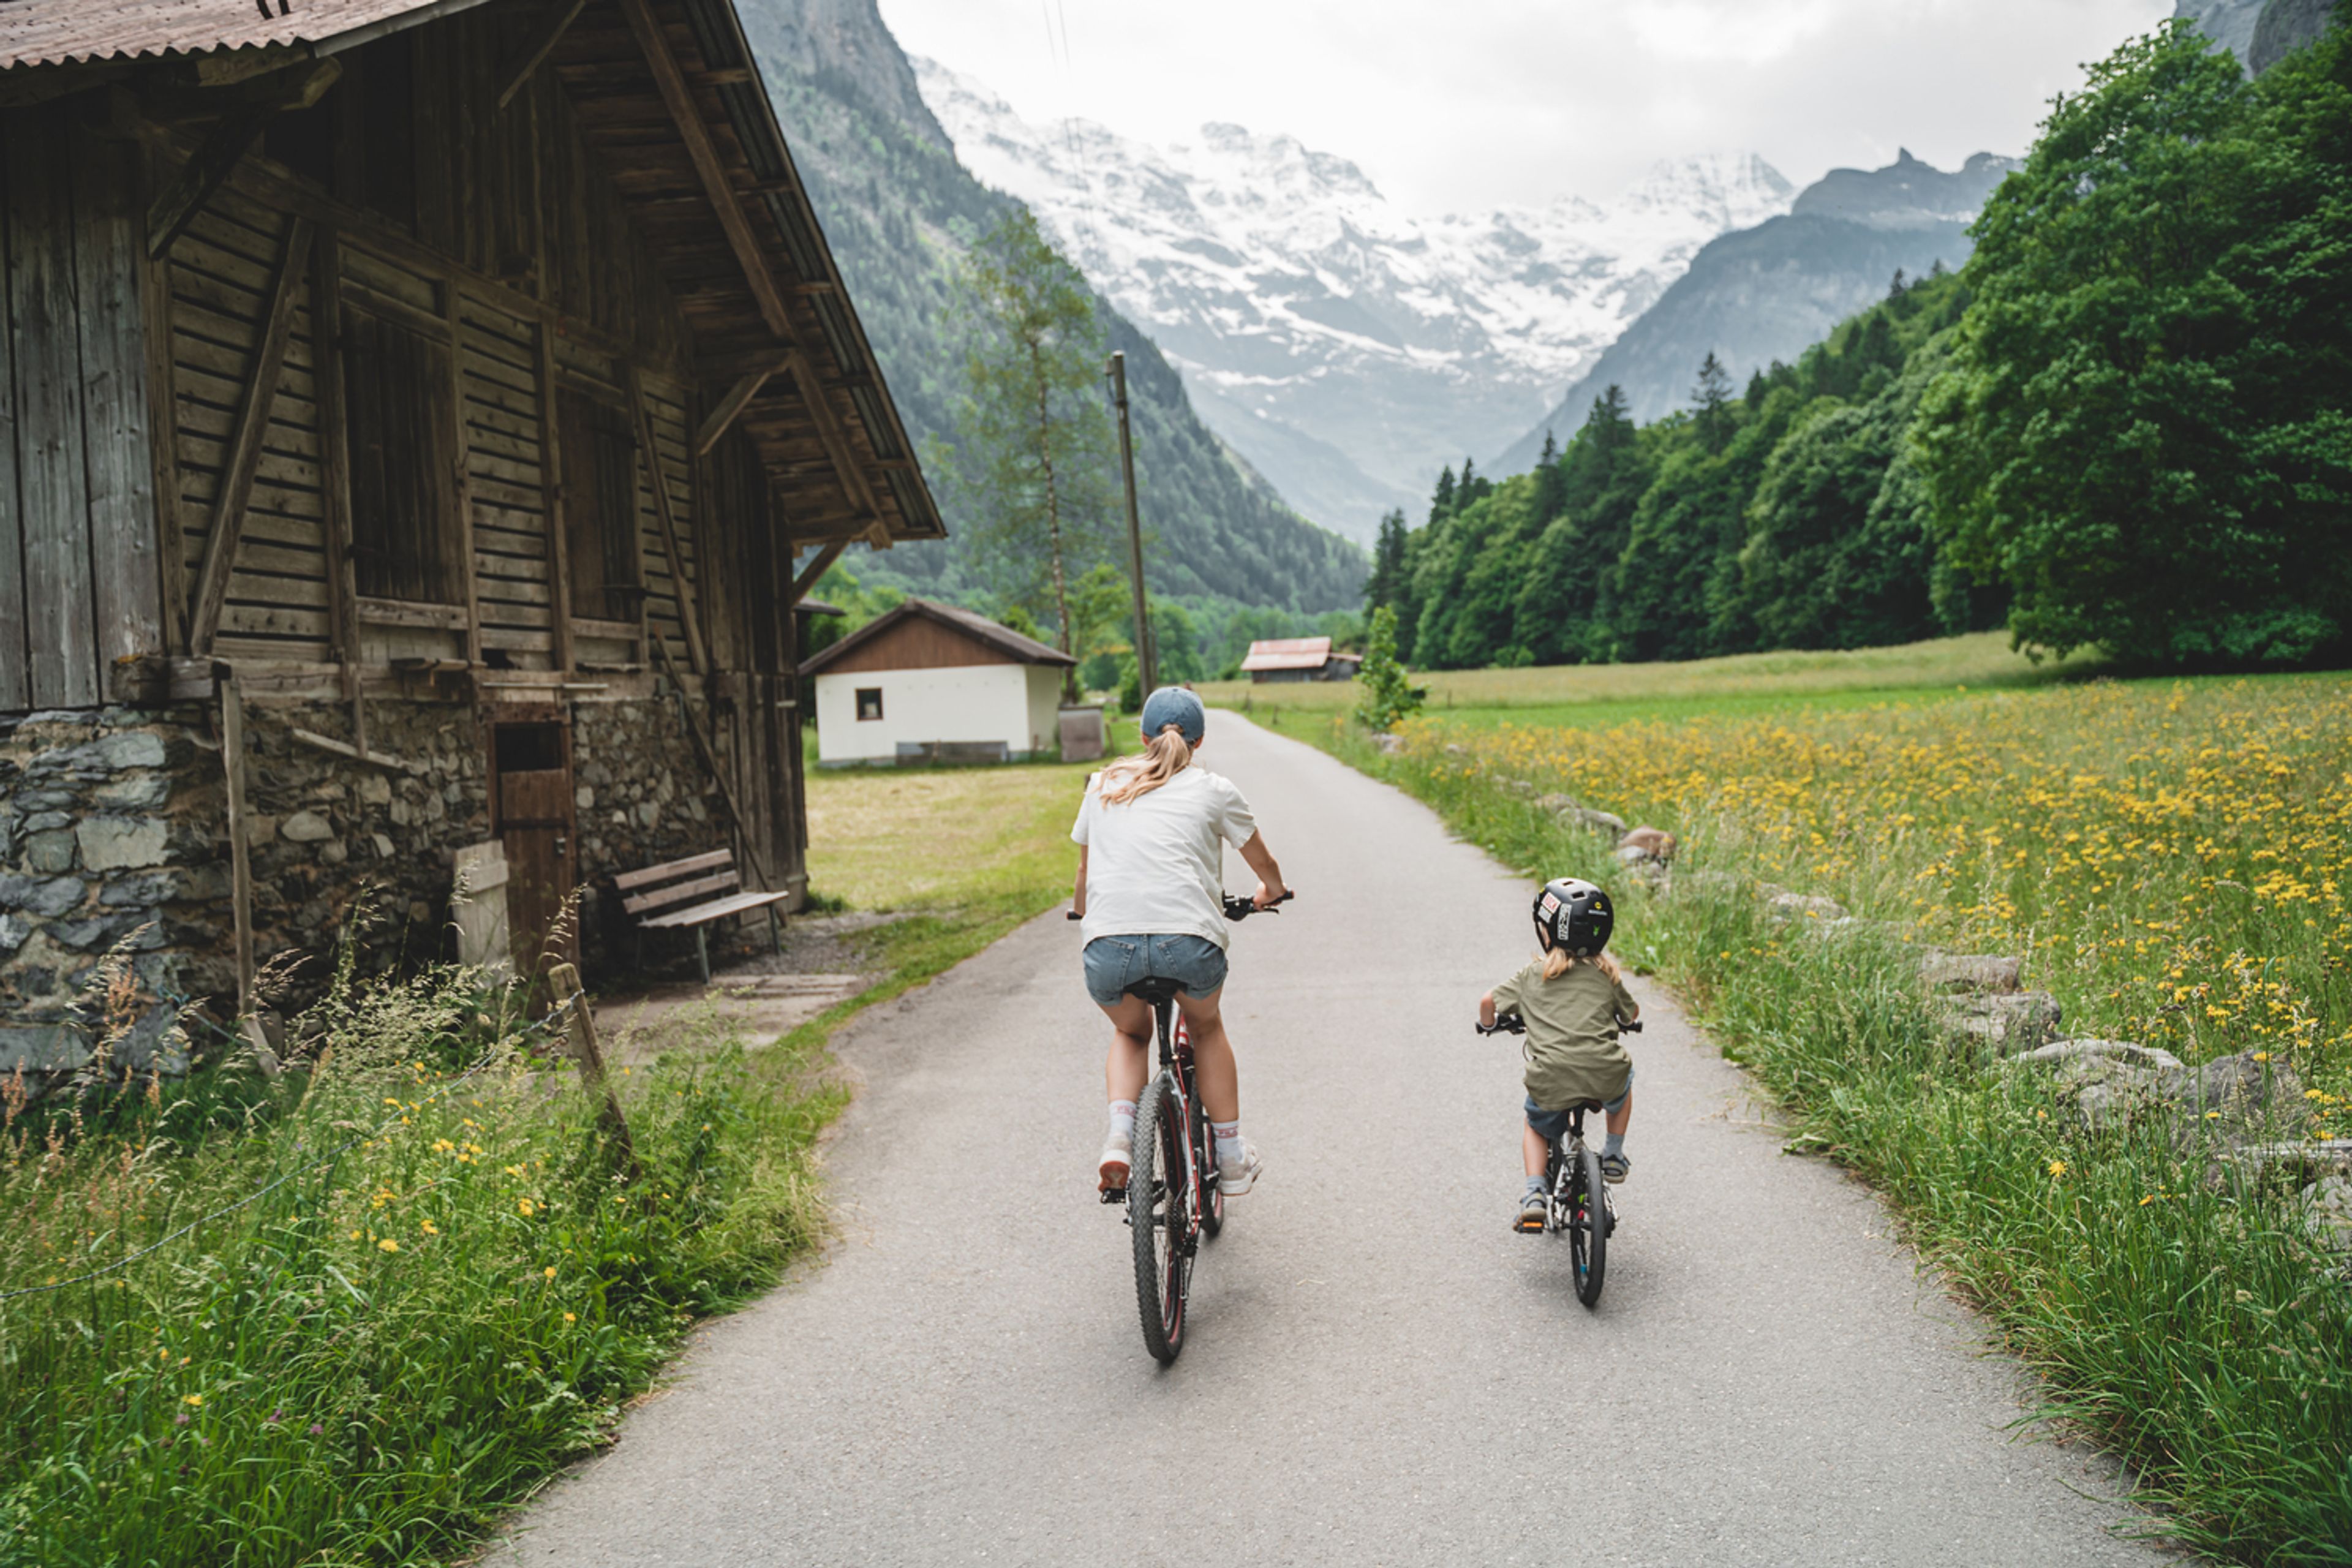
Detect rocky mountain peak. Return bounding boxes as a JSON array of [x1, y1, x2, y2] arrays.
[[913, 55, 1791, 536]]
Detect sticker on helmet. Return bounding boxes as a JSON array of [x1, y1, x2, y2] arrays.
[[1538, 892, 1561, 917]]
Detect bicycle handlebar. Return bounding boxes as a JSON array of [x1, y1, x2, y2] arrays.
[[1475, 1012, 1642, 1036], [1066, 890, 1298, 923]]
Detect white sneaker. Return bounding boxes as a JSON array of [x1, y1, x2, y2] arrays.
[[1217, 1142, 1262, 1196], [1098, 1139, 1132, 1192]]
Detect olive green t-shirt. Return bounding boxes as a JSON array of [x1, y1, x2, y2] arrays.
[[1491, 958, 1638, 1110]]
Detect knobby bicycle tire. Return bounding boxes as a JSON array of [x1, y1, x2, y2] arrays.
[[1129, 1077, 1191, 1363], [1569, 1144, 1607, 1307]]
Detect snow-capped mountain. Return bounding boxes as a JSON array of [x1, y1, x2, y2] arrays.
[[915, 58, 1793, 540]]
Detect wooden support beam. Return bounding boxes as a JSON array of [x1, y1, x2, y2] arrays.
[[221, 677, 256, 1014], [628, 366, 709, 675], [496, 0, 588, 111], [788, 539, 848, 605], [616, 0, 793, 339], [145, 60, 339, 258], [649, 635, 774, 889], [189, 217, 315, 654], [780, 349, 884, 530], [311, 225, 368, 755], [694, 354, 787, 457], [537, 322, 576, 673]]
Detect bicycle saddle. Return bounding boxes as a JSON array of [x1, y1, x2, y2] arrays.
[[1123, 976, 1186, 1006]]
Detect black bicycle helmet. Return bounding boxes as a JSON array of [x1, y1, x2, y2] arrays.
[[1533, 876, 1613, 957]]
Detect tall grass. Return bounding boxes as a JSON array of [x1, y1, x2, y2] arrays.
[[1307, 676, 2352, 1564], [0, 954, 835, 1567]]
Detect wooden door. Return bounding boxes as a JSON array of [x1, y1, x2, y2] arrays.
[[490, 712, 576, 974]]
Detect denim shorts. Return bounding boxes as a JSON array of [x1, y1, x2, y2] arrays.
[[1525, 1060, 1634, 1140], [1082, 933, 1228, 1008]]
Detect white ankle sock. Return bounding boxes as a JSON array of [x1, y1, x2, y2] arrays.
[[1211, 1118, 1243, 1163], [1108, 1101, 1136, 1146]]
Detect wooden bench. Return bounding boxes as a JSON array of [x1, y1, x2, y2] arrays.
[[613, 848, 789, 984]]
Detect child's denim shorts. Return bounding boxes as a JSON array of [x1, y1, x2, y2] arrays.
[[1082, 933, 1227, 1008], [1524, 1061, 1634, 1140]]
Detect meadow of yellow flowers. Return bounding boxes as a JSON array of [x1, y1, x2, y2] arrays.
[[1392, 671, 2351, 1113]]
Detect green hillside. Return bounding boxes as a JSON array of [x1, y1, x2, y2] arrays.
[[741, 2, 1365, 615]]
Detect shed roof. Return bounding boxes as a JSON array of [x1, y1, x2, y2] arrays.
[[799, 598, 1078, 676], [1240, 636, 1335, 673], [0, 0, 944, 549], [0, 0, 491, 69]]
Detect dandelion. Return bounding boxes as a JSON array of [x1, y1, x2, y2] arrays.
[[184, 1394, 203, 1407], [378, 1238, 400, 1254], [518, 1198, 536, 1216], [563, 1312, 577, 1324], [420, 1221, 439, 1236], [543, 1265, 557, 1280], [2047, 1159, 2067, 1177], [2139, 1194, 2155, 1206]]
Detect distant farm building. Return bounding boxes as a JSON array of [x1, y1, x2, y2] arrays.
[[802, 600, 1076, 766], [1240, 637, 1360, 684]]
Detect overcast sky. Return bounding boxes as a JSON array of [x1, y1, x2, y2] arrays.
[[875, 0, 2177, 215]]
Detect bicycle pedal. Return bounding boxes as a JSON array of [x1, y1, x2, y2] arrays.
[[1101, 1186, 1126, 1204]]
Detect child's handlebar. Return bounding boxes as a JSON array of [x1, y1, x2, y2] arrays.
[[1474, 1012, 1642, 1036]]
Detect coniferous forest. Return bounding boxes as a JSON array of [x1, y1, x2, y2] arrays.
[[1374, 18, 2350, 673]]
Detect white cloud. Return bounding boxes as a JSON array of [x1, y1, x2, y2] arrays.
[[875, 0, 2175, 215]]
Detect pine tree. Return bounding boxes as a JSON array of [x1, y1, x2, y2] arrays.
[[924, 208, 1118, 699], [1427, 464, 1457, 525], [1533, 430, 1564, 522], [1363, 508, 1409, 611], [1693, 352, 1734, 453]]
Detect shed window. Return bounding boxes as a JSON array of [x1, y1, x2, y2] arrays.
[[344, 307, 461, 604], [855, 688, 883, 722], [560, 391, 641, 622]]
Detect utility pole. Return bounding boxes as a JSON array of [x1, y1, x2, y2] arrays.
[[1106, 350, 1156, 696]]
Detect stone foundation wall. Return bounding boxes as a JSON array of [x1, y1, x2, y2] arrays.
[[0, 707, 222, 1080], [0, 679, 747, 1087]]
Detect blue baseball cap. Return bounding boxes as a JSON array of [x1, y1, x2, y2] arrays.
[[1139, 686, 1207, 745]]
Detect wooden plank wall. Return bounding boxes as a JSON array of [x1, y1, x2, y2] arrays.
[[171, 184, 333, 662], [0, 108, 164, 707], [163, 18, 717, 681]]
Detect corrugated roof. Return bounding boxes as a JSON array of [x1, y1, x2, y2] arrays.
[[1240, 636, 1334, 673], [0, 0, 486, 70], [798, 598, 1078, 676]]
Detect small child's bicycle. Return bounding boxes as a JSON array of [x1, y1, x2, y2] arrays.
[[1474, 1011, 1640, 1308]]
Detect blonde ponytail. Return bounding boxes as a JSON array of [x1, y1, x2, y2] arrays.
[[1541, 947, 1623, 983], [1098, 725, 1193, 805]]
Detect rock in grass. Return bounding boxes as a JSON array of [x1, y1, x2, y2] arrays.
[[1569, 807, 1627, 836], [1940, 990, 2063, 1054], [1765, 891, 1847, 922], [1920, 952, 2022, 994], [1668, 869, 1741, 900], [2179, 1050, 2304, 1127], [1373, 733, 1404, 755], [1534, 793, 1578, 814], [2305, 1175, 2352, 1259]]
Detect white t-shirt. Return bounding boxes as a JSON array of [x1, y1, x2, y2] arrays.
[[1070, 765, 1259, 949]]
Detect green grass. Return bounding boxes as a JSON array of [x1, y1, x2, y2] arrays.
[[1264, 656, 2352, 1564], [0, 957, 836, 1568], [1197, 628, 2105, 724]]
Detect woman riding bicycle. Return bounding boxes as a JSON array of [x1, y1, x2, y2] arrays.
[[1071, 687, 1288, 1197]]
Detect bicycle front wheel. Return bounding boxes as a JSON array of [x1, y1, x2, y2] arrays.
[[1567, 1144, 1607, 1307], [1129, 1077, 1193, 1363]]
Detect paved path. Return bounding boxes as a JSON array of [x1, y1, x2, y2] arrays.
[[486, 715, 2170, 1566]]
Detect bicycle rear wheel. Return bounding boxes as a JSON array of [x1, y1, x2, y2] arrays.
[[1129, 1077, 1193, 1362], [1566, 1144, 1607, 1307], [1194, 1095, 1225, 1239]]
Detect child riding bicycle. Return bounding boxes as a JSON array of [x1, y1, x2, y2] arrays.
[[1476, 877, 1639, 1233]]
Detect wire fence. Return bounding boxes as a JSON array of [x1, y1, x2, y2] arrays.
[[0, 990, 586, 1306]]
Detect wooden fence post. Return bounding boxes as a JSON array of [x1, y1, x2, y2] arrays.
[[546, 960, 638, 1176]]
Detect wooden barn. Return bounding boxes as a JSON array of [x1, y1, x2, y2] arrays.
[[0, 0, 943, 1077]]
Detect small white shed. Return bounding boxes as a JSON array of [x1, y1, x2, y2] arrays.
[[803, 599, 1077, 766]]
